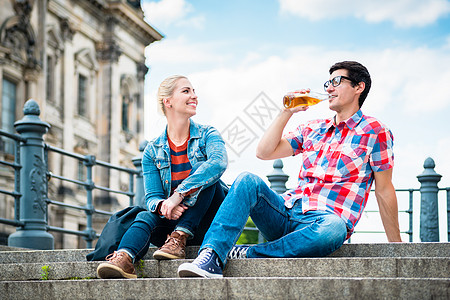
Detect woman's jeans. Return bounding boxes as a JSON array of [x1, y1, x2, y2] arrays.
[[118, 180, 225, 261], [201, 172, 348, 266]]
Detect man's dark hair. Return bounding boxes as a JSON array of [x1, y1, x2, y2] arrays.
[[329, 61, 371, 108]]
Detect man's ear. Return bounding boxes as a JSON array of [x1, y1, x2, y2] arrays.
[[356, 81, 365, 95]]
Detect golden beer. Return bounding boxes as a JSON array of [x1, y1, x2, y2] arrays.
[[283, 92, 330, 109]]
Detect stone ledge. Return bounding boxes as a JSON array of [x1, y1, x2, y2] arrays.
[[1, 257, 449, 281], [1, 277, 448, 300], [1, 242, 448, 264]]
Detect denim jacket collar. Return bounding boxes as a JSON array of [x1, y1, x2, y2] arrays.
[[153, 119, 201, 147]]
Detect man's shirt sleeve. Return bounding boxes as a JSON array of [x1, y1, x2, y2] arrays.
[[284, 124, 304, 156], [370, 127, 394, 172]]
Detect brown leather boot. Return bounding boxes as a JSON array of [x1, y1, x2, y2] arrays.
[[97, 251, 137, 279], [153, 231, 187, 260]]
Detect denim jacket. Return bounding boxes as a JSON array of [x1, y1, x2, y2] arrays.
[[142, 119, 228, 213]]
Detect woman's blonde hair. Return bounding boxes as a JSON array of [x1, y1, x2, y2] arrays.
[[157, 75, 187, 115]]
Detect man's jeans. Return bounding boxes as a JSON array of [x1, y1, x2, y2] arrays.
[[118, 180, 225, 261], [201, 172, 347, 266]]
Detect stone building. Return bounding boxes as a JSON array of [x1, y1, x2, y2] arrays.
[[0, 0, 163, 248]]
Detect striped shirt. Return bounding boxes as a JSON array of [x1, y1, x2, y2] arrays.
[[168, 136, 192, 194], [283, 110, 394, 238]]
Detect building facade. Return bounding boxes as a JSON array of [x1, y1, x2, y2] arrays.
[[0, 0, 163, 248]]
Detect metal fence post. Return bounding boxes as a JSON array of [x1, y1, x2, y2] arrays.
[[447, 188, 450, 242], [267, 159, 289, 194], [83, 154, 96, 248], [417, 157, 442, 242], [132, 140, 147, 208], [8, 99, 54, 249]]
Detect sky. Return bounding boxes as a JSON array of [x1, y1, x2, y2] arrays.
[[141, 0, 450, 242]]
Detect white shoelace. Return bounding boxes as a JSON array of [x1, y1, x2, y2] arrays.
[[195, 249, 213, 265]]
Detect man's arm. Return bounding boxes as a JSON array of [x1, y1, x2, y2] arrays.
[[374, 168, 402, 242], [256, 101, 309, 160], [256, 109, 294, 160]]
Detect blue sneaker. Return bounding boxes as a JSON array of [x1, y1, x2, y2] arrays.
[[177, 248, 223, 278], [227, 245, 250, 259]]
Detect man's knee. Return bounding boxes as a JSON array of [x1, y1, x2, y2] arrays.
[[234, 172, 263, 188], [317, 214, 347, 248]]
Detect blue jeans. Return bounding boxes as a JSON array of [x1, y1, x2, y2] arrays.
[[200, 172, 347, 266], [118, 180, 225, 261]]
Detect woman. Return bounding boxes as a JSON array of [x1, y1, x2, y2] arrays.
[[97, 75, 228, 279]]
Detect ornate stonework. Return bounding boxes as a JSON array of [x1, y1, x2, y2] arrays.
[[30, 154, 47, 214], [0, 0, 39, 69], [96, 40, 123, 63]]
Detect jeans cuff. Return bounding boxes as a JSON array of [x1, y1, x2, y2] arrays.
[[174, 226, 194, 238], [117, 249, 135, 263]]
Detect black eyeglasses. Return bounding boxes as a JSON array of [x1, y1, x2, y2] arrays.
[[323, 76, 356, 91]]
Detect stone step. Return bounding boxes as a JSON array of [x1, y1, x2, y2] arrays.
[[1, 277, 448, 300], [1, 257, 449, 281], [0, 242, 448, 264]]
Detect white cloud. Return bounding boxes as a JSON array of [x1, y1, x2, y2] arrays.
[[145, 36, 230, 65], [362, 47, 450, 114], [278, 0, 450, 27], [142, 0, 204, 29]]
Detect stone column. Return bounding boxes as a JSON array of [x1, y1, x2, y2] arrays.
[[267, 159, 289, 194], [417, 157, 442, 242], [95, 29, 122, 205], [8, 99, 54, 249]]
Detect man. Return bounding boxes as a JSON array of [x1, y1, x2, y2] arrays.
[[178, 61, 402, 278]]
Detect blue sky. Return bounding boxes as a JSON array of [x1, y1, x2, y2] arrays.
[[141, 0, 450, 242]]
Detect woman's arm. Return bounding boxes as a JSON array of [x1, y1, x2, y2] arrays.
[[142, 147, 167, 212], [174, 126, 227, 197]]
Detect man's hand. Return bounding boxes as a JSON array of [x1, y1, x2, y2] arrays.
[[160, 192, 188, 220], [285, 88, 311, 114]]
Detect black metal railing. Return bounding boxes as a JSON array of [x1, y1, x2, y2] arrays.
[[43, 145, 142, 247], [0, 99, 144, 249]]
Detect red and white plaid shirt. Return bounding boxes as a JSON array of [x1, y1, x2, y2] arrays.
[[283, 110, 394, 238]]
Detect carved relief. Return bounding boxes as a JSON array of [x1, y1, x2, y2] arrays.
[[0, 0, 39, 69], [137, 62, 148, 81], [59, 18, 74, 42], [96, 40, 122, 63], [30, 154, 47, 214]]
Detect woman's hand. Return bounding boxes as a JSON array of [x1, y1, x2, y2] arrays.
[[160, 192, 188, 220]]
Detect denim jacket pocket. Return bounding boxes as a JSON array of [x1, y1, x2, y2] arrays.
[[155, 159, 170, 170]]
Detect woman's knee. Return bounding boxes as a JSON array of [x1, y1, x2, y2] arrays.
[[134, 210, 161, 227]]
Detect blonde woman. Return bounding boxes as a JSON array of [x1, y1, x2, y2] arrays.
[[97, 75, 228, 279]]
